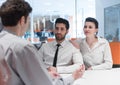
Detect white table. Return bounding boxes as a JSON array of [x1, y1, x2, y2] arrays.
[[61, 68, 120, 85]]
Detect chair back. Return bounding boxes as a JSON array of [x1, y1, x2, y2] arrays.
[[109, 42, 120, 67]]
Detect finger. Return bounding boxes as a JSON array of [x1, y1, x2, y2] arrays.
[[81, 64, 85, 71], [54, 73, 60, 78], [53, 71, 60, 76]]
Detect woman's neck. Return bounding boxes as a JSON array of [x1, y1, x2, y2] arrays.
[[86, 36, 98, 48]]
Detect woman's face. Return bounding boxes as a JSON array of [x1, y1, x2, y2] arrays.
[[83, 21, 98, 37]]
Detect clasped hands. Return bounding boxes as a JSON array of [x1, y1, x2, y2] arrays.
[[47, 64, 85, 80]]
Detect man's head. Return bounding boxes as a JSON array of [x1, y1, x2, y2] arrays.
[[54, 18, 69, 42], [0, 0, 32, 36]]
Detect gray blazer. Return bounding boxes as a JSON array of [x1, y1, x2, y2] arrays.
[[0, 30, 74, 85]]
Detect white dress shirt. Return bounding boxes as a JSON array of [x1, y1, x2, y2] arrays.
[[0, 30, 74, 85], [76, 37, 113, 70], [39, 40, 83, 74]]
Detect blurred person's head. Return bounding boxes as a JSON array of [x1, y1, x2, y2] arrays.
[[83, 17, 98, 38], [0, 0, 32, 36], [54, 18, 69, 43]]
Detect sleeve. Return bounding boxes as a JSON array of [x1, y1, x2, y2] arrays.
[[8, 44, 70, 85], [57, 48, 83, 74], [53, 75, 74, 85], [38, 43, 50, 69], [92, 41, 113, 70], [8, 44, 54, 85], [61, 75, 74, 85], [0, 46, 10, 85], [38, 43, 45, 60]]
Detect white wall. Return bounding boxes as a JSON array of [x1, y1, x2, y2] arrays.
[[96, 0, 120, 37]]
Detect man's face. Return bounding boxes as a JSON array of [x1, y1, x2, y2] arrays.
[[54, 23, 68, 42]]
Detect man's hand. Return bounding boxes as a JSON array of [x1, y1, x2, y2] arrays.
[[47, 66, 57, 72], [87, 66, 92, 70], [47, 66, 60, 78], [48, 70, 60, 79], [72, 64, 85, 80]]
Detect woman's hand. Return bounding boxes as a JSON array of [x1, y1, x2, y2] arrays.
[[69, 40, 80, 49]]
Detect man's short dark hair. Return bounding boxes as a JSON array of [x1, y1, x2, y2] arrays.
[[0, 0, 32, 26], [55, 18, 69, 30]]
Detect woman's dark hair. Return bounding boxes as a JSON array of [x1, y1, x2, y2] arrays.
[[55, 18, 69, 30], [85, 17, 98, 29]]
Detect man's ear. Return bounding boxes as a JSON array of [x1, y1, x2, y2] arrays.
[[19, 16, 25, 26], [66, 30, 69, 34]]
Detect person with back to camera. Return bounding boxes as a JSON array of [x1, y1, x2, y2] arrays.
[[0, 0, 85, 85], [70, 17, 113, 70], [0, 45, 10, 85]]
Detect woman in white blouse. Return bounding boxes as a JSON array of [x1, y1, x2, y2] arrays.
[[71, 17, 113, 70]]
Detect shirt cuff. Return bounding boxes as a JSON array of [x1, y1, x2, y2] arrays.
[[62, 75, 74, 85]]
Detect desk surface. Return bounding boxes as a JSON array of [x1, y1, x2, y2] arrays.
[[61, 68, 120, 85]]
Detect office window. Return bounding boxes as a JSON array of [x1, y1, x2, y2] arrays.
[[104, 4, 120, 42], [0, 0, 95, 43]]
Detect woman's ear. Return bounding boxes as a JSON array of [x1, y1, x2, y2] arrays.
[[96, 28, 98, 34]]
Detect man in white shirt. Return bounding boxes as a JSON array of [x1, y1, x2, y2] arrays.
[[0, 0, 84, 85], [39, 18, 83, 74]]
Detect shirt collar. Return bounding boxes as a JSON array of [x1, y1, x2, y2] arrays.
[[83, 36, 106, 45], [97, 36, 106, 44], [2, 28, 16, 36], [53, 39, 67, 47]]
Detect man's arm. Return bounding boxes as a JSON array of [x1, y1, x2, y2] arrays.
[[7, 44, 54, 85], [57, 48, 83, 74], [8, 44, 85, 85]]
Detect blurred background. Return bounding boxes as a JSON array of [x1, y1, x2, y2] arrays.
[[0, 0, 120, 43]]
